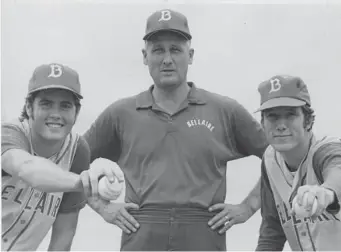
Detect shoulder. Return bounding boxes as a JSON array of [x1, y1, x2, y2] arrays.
[[196, 87, 241, 109]]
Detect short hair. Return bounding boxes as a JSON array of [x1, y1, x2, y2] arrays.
[[260, 104, 315, 132], [19, 91, 81, 121]]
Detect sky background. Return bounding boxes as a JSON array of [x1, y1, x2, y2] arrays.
[[2, 0, 341, 251]]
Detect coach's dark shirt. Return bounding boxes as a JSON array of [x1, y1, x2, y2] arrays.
[[83, 83, 268, 208]]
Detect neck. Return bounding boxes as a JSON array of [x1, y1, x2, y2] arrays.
[[152, 82, 190, 111], [29, 123, 65, 158], [281, 132, 313, 171]]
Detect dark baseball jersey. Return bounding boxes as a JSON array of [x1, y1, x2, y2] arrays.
[[1, 119, 90, 251], [257, 135, 341, 251], [84, 83, 268, 208]]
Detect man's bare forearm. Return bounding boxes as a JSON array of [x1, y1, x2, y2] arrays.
[[241, 177, 261, 216]]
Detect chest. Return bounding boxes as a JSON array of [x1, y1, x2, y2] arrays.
[[119, 106, 232, 162]]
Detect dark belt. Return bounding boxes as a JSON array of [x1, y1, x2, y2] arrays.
[[128, 205, 217, 224]]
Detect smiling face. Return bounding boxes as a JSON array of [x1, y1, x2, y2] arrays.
[[142, 31, 194, 90], [262, 106, 312, 152], [26, 89, 79, 143]]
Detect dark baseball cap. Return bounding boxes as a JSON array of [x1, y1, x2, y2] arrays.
[[28, 63, 83, 99], [256, 75, 311, 112], [143, 9, 192, 41]]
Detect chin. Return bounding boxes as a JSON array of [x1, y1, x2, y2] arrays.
[[41, 129, 69, 142], [270, 142, 298, 152]]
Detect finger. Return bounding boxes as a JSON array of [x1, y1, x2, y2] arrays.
[[80, 171, 91, 197], [103, 166, 115, 183], [115, 220, 132, 234], [219, 219, 235, 234], [117, 214, 137, 232], [125, 203, 140, 210], [296, 186, 310, 205], [211, 215, 230, 230], [89, 171, 99, 197], [115, 172, 125, 183], [208, 203, 226, 212], [121, 207, 140, 229], [303, 192, 316, 211], [208, 210, 228, 227]]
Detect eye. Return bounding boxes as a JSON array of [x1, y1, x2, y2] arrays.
[[39, 100, 52, 108], [152, 47, 164, 53], [60, 103, 73, 110], [171, 47, 181, 52]]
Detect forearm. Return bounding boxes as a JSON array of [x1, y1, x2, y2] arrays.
[[18, 158, 83, 193], [241, 177, 261, 216], [2, 149, 83, 193]]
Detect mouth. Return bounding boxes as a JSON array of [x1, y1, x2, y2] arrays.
[[161, 69, 175, 73], [45, 123, 64, 128], [274, 135, 291, 138]]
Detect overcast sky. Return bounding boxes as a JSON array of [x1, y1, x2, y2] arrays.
[[2, 1, 341, 136]]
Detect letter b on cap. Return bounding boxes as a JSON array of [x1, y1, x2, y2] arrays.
[[269, 78, 281, 93], [159, 10, 171, 21], [48, 64, 63, 78]]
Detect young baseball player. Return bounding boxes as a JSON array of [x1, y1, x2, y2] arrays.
[[83, 9, 268, 251], [1, 63, 114, 251], [255, 75, 341, 251]]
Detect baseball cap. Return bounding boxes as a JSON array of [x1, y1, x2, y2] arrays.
[[256, 75, 311, 112], [143, 9, 192, 41], [28, 63, 83, 99]]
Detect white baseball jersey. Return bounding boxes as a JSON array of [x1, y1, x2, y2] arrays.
[[1, 119, 79, 251], [264, 135, 341, 251]]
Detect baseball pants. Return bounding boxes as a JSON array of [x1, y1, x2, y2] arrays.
[[120, 206, 226, 251]]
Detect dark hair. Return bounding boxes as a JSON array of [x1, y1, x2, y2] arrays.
[[19, 91, 81, 121], [261, 104, 315, 132]]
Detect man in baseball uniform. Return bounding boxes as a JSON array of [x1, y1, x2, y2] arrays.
[[255, 75, 341, 251], [83, 9, 268, 251], [1, 63, 115, 251]]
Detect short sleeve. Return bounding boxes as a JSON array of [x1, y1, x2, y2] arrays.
[[58, 136, 90, 213], [231, 101, 268, 158], [313, 141, 341, 214], [1, 121, 31, 155], [83, 102, 122, 163], [1, 121, 31, 176]]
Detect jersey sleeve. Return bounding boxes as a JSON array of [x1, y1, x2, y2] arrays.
[[231, 101, 268, 159], [313, 141, 341, 214], [1, 121, 31, 176], [256, 158, 287, 251], [58, 136, 90, 213], [83, 102, 122, 163]]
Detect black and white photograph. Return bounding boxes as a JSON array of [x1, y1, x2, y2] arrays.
[[1, 0, 341, 251]]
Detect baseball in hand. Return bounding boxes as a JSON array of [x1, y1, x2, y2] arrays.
[[292, 193, 318, 218], [98, 176, 123, 201]]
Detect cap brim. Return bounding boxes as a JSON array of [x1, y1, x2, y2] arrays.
[[143, 29, 192, 40], [255, 97, 306, 112], [28, 85, 83, 99]]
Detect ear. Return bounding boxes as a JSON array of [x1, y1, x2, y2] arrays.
[[188, 48, 194, 65], [142, 48, 148, 66], [26, 102, 33, 118]]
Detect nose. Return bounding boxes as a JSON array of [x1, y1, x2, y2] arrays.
[[48, 106, 62, 120], [276, 122, 287, 132], [162, 51, 173, 66]]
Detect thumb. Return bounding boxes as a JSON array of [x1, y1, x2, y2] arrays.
[[103, 167, 115, 183], [209, 203, 225, 212], [125, 203, 139, 210], [115, 172, 125, 183]]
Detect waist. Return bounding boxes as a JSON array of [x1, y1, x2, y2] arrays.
[[128, 205, 217, 223]]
